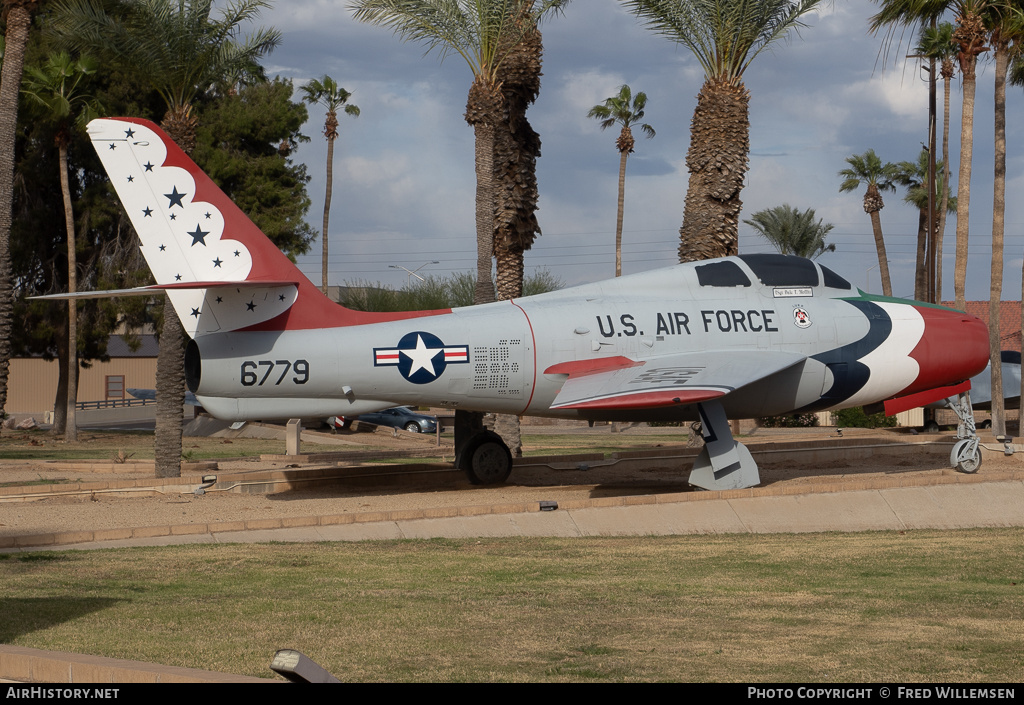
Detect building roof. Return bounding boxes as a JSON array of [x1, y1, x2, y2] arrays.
[[945, 301, 1022, 349]]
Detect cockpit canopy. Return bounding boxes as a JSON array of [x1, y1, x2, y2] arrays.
[[694, 254, 852, 291]]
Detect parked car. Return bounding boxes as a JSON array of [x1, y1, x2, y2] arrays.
[[330, 407, 438, 433]]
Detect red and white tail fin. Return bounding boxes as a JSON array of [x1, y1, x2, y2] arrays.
[[88, 117, 446, 335]]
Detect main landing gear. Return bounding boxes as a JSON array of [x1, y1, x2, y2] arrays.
[[946, 391, 982, 474], [688, 400, 761, 491], [454, 410, 513, 485]]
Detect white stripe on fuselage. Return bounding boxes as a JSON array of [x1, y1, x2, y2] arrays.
[[837, 301, 924, 408]]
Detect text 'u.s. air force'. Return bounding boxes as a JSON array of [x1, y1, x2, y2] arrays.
[[596, 310, 779, 338]]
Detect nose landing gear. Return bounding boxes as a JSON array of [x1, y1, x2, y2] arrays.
[[946, 392, 982, 474]]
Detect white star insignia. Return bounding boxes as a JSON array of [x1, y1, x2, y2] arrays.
[[402, 334, 442, 378]]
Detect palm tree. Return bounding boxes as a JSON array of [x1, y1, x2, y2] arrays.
[[22, 51, 103, 443], [838, 149, 899, 297], [621, 0, 822, 263], [492, 1, 546, 303], [50, 0, 281, 150], [50, 0, 281, 478], [491, 3, 550, 459], [1012, 20, 1024, 420], [0, 0, 42, 433], [894, 149, 957, 300], [915, 20, 957, 302], [301, 76, 359, 294], [743, 205, 834, 259], [870, 1, 994, 311], [984, 2, 1024, 438], [949, 1, 990, 312], [587, 84, 655, 277], [352, 0, 568, 306]]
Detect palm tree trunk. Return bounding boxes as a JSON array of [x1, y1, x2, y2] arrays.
[[988, 43, 1008, 437], [60, 143, 79, 442], [155, 299, 186, 478], [954, 58, 979, 312], [914, 206, 927, 301], [155, 111, 197, 478], [494, 246, 524, 457], [495, 247, 524, 300], [467, 74, 500, 306], [491, 15, 543, 459], [914, 206, 927, 300], [925, 50, 937, 304], [678, 79, 749, 263], [52, 315, 68, 434], [868, 206, 893, 297], [322, 133, 335, 294], [616, 146, 628, 277], [936, 64, 952, 304], [473, 120, 497, 305], [0, 5, 33, 432]]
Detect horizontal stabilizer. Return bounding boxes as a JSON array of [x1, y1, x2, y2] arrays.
[[29, 279, 301, 301], [546, 350, 806, 411]]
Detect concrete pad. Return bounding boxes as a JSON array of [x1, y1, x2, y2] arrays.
[[505, 510, 584, 537], [210, 527, 325, 544], [314, 522, 406, 542], [0, 645, 272, 683], [924, 482, 1024, 527], [879, 481, 1024, 529], [396, 513, 532, 539], [566, 499, 748, 536], [728, 491, 905, 534]]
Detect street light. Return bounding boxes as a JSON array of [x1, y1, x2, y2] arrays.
[[865, 261, 890, 293], [389, 260, 440, 282]]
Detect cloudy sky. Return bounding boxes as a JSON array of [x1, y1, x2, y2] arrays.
[[251, 0, 1024, 302]]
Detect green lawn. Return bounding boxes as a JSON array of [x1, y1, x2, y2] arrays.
[[2, 529, 1022, 682]]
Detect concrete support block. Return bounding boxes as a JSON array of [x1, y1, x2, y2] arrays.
[[286, 418, 301, 456]]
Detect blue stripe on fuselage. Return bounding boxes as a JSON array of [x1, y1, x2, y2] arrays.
[[795, 299, 892, 413]]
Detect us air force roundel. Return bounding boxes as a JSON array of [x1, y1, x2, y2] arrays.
[[373, 332, 470, 384]]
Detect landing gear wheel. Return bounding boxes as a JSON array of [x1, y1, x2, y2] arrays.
[[405, 422, 421, 433], [951, 439, 982, 474], [924, 420, 940, 433], [458, 431, 513, 485]]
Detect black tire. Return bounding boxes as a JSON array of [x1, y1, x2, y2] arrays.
[[458, 431, 513, 485], [405, 422, 421, 433], [924, 420, 940, 433]]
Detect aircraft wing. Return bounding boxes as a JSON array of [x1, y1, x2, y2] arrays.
[[546, 350, 807, 411]]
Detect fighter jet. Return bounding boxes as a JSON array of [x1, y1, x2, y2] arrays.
[[48, 118, 991, 490]]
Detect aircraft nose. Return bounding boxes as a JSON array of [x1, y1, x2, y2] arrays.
[[905, 305, 989, 394]]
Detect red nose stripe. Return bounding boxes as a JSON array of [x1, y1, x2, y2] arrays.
[[901, 306, 989, 396]]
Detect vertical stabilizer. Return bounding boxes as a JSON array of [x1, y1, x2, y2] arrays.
[[88, 117, 450, 334]]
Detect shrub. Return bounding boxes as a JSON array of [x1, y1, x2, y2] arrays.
[[832, 406, 897, 428], [759, 413, 819, 428]]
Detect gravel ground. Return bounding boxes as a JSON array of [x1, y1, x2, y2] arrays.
[[2, 426, 1020, 539]]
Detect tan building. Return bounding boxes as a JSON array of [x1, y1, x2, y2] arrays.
[[6, 335, 157, 420]]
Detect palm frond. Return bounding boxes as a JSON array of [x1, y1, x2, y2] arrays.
[[622, 0, 822, 84], [744, 204, 835, 259], [351, 0, 568, 81]]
